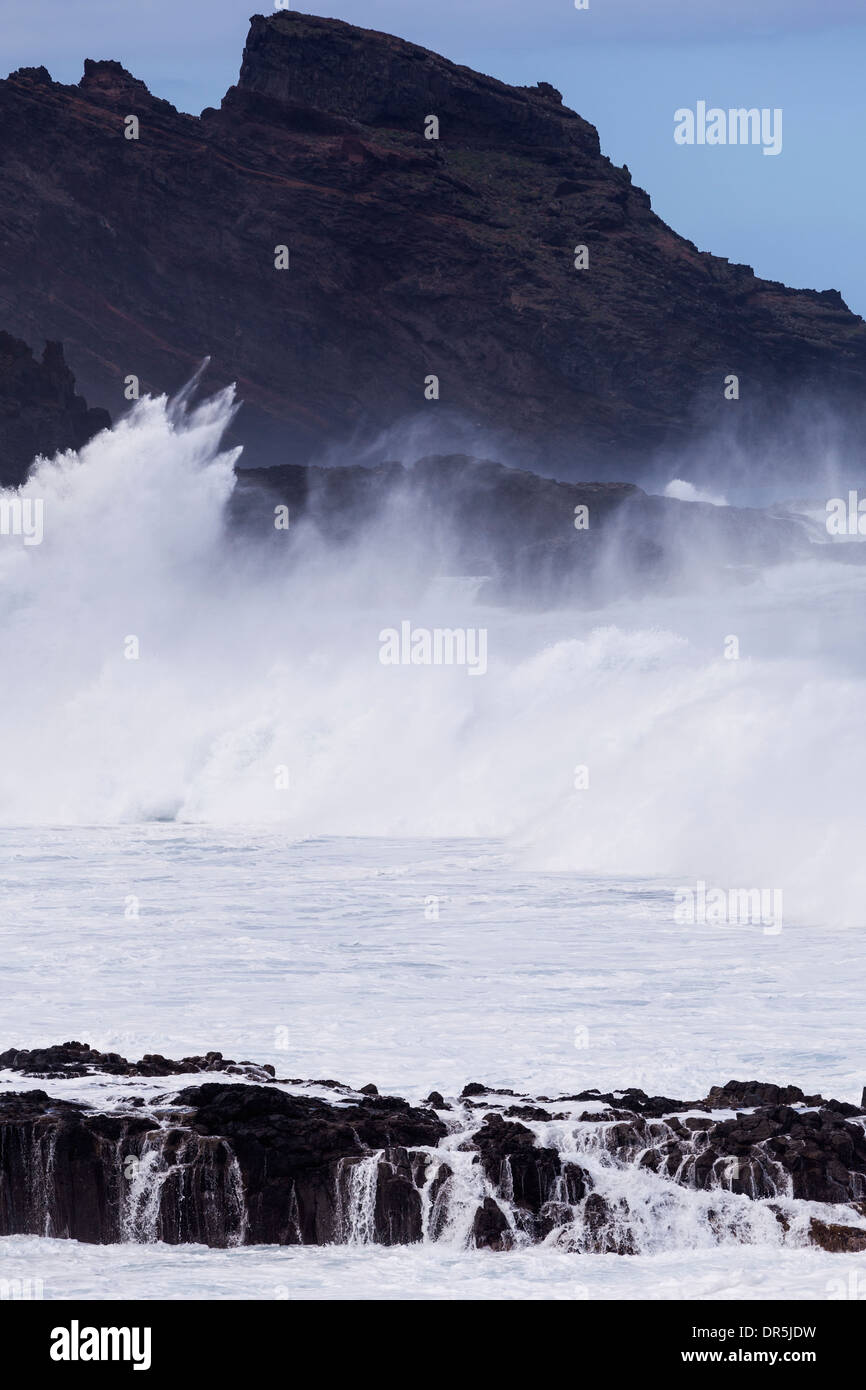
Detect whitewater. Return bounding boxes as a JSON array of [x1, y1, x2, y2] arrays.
[[1, 386, 865, 1299]]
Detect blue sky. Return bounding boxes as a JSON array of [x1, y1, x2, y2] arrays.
[[4, 2, 865, 314]]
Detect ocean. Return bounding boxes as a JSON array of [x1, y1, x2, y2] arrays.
[[1, 387, 865, 1299]]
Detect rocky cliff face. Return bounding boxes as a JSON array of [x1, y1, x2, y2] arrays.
[[0, 13, 863, 477], [2, 1043, 866, 1252], [0, 333, 110, 487]]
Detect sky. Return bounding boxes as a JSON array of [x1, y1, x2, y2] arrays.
[[2, 1, 865, 314]]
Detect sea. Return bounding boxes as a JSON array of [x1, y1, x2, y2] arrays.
[[1, 387, 864, 1299]]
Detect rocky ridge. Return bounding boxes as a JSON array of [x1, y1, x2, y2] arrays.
[[2, 1043, 865, 1253], [232, 449, 821, 603]]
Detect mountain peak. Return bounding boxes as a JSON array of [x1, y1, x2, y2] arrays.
[[235, 10, 600, 154]]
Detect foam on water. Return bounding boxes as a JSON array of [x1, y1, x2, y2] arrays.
[[1, 832, 864, 1100], [2, 1233, 863, 1301], [0, 386, 865, 927]]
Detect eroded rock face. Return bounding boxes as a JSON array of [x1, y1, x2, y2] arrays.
[[1, 1048, 865, 1252], [624, 1102, 866, 1204], [701, 1108, 866, 1203], [0, 1090, 153, 1243], [471, 1112, 586, 1240], [0, 1078, 445, 1248], [1, 14, 864, 476], [173, 1081, 446, 1246], [0, 333, 110, 487]]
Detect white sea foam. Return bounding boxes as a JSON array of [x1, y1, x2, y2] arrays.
[[2, 1233, 862, 1301], [0, 386, 864, 927]]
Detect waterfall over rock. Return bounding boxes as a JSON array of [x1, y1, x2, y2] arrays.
[[2, 1046, 866, 1255]]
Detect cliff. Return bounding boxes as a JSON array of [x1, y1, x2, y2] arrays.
[[0, 332, 110, 487], [0, 13, 863, 476]]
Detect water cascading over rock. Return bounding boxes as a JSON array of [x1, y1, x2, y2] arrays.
[[2, 1045, 866, 1254]]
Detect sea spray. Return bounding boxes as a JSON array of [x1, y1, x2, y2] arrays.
[[0, 385, 864, 924]]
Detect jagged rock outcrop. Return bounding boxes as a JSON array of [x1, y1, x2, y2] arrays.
[[628, 1105, 866, 1203], [0, 13, 864, 476], [472, 1197, 512, 1251], [0, 1040, 274, 1082], [472, 1113, 586, 1230], [809, 1218, 866, 1253], [232, 451, 818, 604], [0, 333, 110, 487], [2, 1045, 866, 1252]]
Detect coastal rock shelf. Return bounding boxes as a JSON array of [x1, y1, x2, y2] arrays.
[[2, 1043, 865, 1253]]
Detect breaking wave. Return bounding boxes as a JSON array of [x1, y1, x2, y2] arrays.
[[1, 385, 864, 927]]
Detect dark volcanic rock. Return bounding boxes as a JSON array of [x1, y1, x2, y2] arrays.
[[0, 1040, 273, 1082], [234, 449, 819, 606], [581, 1193, 636, 1255], [703, 1080, 824, 1110], [173, 1081, 446, 1245], [425, 1160, 454, 1241], [504, 1105, 553, 1122], [472, 1197, 512, 1251], [2, 1050, 865, 1251], [0, 333, 109, 487], [0, 1074, 446, 1247], [472, 1113, 561, 1213], [554, 1086, 705, 1118], [0, 1090, 154, 1243], [711, 1107, 866, 1202], [369, 1147, 429, 1245], [809, 1218, 866, 1253], [636, 1104, 866, 1203], [471, 1112, 587, 1240], [0, 14, 864, 476]]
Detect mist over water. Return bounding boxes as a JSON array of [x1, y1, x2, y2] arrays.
[[1, 386, 865, 928]]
